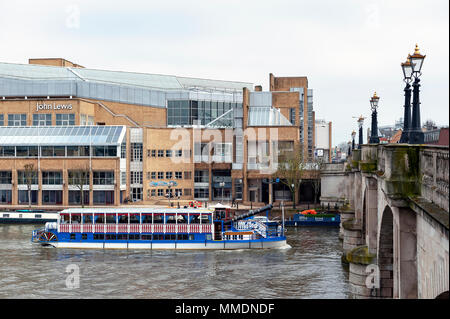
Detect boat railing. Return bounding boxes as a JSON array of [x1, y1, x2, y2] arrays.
[[235, 220, 268, 238], [58, 222, 213, 234]]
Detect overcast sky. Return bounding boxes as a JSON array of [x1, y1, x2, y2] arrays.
[[0, 0, 448, 146]]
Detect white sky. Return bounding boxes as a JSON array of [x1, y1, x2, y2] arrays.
[[0, 0, 448, 146]]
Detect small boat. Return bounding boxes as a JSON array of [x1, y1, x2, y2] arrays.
[[31, 204, 289, 250], [285, 211, 340, 227], [0, 210, 58, 224]]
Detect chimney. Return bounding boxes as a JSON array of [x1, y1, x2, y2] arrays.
[[254, 85, 262, 92]]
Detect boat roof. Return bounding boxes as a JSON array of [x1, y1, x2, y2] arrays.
[[60, 207, 214, 214]]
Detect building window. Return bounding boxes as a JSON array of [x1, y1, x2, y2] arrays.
[[289, 108, 296, 125], [175, 172, 182, 179], [165, 150, 172, 157], [174, 189, 182, 197], [157, 150, 164, 157], [175, 150, 182, 157], [0, 171, 12, 184], [151, 189, 156, 197], [157, 189, 164, 196], [93, 191, 114, 205], [130, 171, 143, 185], [18, 190, 38, 204], [67, 146, 90, 157], [42, 190, 63, 204], [194, 187, 209, 199], [165, 172, 172, 179], [183, 189, 192, 196], [194, 170, 209, 183], [0, 114, 3, 126], [33, 114, 52, 126], [42, 171, 63, 185], [68, 171, 90, 186], [150, 172, 156, 179], [131, 187, 143, 201], [0, 190, 12, 204], [150, 150, 156, 157], [121, 172, 126, 185], [93, 171, 114, 185], [8, 114, 26, 126], [157, 172, 164, 179], [0, 146, 15, 157], [17, 171, 38, 185], [93, 146, 117, 157], [131, 143, 143, 162], [184, 171, 192, 180], [69, 191, 89, 205], [55, 114, 75, 125], [234, 179, 243, 200], [121, 143, 127, 159]]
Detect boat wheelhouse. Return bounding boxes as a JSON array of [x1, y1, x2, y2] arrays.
[[31, 205, 289, 249]]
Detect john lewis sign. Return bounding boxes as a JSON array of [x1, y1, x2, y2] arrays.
[[36, 102, 73, 111]]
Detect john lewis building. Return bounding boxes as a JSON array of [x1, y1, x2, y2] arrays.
[[0, 58, 316, 207]]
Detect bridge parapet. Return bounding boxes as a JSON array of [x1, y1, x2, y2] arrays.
[[420, 146, 449, 212]]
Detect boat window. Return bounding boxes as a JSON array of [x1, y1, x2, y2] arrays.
[[106, 234, 117, 240], [118, 214, 128, 224], [189, 234, 195, 240], [117, 234, 127, 240], [129, 234, 140, 240], [142, 214, 152, 223], [190, 215, 200, 224], [93, 234, 104, 240], [2, 214, 9, 218], [106, 214, 116, 224], [166, 214, 176, 224], [200, 214, 211, 223], [153, 214, 163, 224], [83, 214, 92, 224], [142, 234, 152, 240], [130, 214, 140, 224], [70, 233, 76, 240], [71, 214, 81, 224], [60, 214, 69, 223], [94, 214, 104, 224], [82, 234, 87, 240], [177, 215, 187, 224]]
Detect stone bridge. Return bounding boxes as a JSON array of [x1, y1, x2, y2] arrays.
[[321, 144, 449, 299]]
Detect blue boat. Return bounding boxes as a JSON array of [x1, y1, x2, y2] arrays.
[[31, 204, 290, 250], [285, 212, 340, 227]]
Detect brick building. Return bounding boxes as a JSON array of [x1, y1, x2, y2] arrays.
[[0, 58, 316, 207]]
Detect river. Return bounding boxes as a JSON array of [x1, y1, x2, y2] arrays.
[[0, 224, 349, 299]]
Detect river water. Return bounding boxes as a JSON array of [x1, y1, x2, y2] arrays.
[[0, 224, 349, 299]]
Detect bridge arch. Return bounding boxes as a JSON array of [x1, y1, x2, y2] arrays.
[[378, 205, 394, 298]]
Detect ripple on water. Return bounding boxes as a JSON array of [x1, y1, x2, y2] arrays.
[[0, 224, 349, 298]]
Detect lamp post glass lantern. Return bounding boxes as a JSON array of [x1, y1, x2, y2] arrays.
[[400, 56, 413, 143], [351, 130, 356, 150], [369, 92, 380, 144]]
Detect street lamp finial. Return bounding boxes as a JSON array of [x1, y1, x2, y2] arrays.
[[414, 44, 420, 55]]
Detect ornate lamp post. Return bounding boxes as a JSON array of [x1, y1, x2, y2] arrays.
[[351, 130, 356, 150], [369, 92, 380, 143], [357, 116, 364, 149], [400, 55, 413, 143], [409, 44, 426, 144]]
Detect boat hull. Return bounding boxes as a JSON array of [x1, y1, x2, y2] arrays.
[[39, 238, 289, 250]]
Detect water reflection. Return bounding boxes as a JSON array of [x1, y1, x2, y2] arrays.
[[0, 224, 349, 299]]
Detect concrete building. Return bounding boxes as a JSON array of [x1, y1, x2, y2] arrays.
[[314, 119, 332, 162], [0, 58, 315, 207]]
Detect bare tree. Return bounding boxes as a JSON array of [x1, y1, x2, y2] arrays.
[[310, 157, 325, 209], [23, 163, 37, 208], [275, 144, 305, 209], [68, 164, 90, 207]]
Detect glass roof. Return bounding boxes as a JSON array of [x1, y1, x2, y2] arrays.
[[0, 62, 252, 91], [248, 107, 293, 126], [0, 125, 126, 146]]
